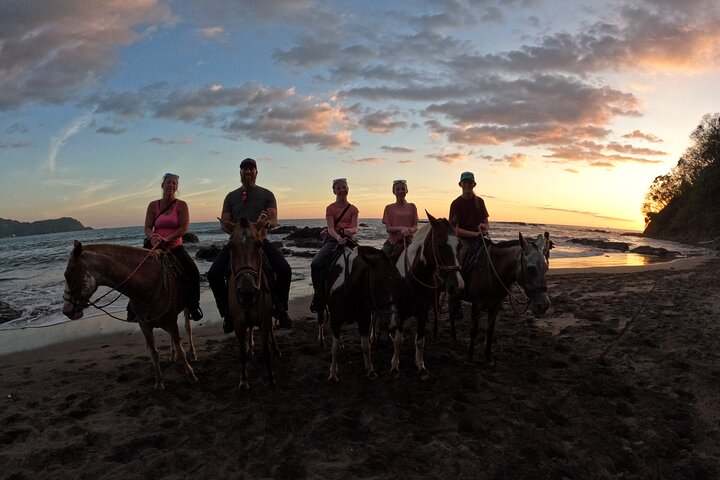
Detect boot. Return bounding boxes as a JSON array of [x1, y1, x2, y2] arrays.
[[189, 305, 203, 321], [223, 316, 234, 334], [449, 301, 464, 321]]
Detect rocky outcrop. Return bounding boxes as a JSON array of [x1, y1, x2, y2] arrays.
[[285, 227, 323, 240], [0, 217, 91, 238], [568, 238, 629, 252], [0, 300, 21, 324], [182, 232, 199, 243], [629, 246, 681, 257]]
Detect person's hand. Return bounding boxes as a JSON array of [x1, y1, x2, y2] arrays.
[[151, 234, 166, 248], [257, 210, 269, 224], [401, 227, 412, 237], [337, 236, 347, 245]]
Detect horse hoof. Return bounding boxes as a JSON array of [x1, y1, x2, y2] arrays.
[[419, 369, 430, 381], [367, 370, 377, 379], [188, 374, 199, 384], [328, 374, 339, 383], [154, 382, 165, 390], [237, 382, 250, 391], [390, 368, 400, 380]]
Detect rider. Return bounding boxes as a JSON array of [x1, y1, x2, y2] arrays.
[[448, 171, 490, 320], [309, 177, 359, 313], [381, 179, 418, 258], [130, 172, 203, 322], [208, 158, 293, 333]]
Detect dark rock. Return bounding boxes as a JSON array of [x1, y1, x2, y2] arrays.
[[568, 238, 629, 252], [271, 241, 284, 248], [291, 239, 323, 249], [291, 250, 317, 258], [182, 232, 199, 243], [359, 223, 369, 227], [195, 244, 224, 261], [0, 300, 22, 323], [285, 227, 323, 240], [269, 225, 298, 235], [630, 245, 680, 256]]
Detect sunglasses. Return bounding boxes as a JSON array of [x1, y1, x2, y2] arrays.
[[332, 177, 347, 186], [163, 173, 179, 181], [393, 179, 407, 185]]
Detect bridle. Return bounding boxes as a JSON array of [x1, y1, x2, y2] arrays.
[[407, 225, 462, 291], [229, 241, 265, 307], [63, 243, 174, 322], [479, 234, 547, 314]]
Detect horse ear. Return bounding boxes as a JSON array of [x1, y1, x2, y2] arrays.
[[426, 210, 437, 226], [72, 240, 83, 257], [519, 232, 528, 250]]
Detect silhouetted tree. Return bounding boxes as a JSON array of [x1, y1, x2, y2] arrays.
[[643, 113, 720, 226]]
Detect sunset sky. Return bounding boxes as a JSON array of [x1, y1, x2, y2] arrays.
[[2, 0, 719, 231]]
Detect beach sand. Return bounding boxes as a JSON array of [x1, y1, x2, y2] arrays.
[[1, 256, 719, 479]]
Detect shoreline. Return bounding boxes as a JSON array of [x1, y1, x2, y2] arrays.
[[1, 255, 714, 357]]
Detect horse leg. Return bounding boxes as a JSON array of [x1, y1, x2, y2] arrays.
[[328, 322, 341, 382], [236, 327, 250, 390], [317, 309, 326, 348], [467, 301, 481, 362], [184, 309, 197, 361], [165, 321, 198, 384], [139, 323, 164, 390], [484, 306, 501, 365], [415, 312, 430, 380], [270, 325, 282, 357], [262, 325, 275, 386], [390, 322, 404, 379], [359, 318, 376, 379], [370, 312, 378, 347]]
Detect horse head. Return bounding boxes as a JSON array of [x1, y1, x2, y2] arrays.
[[356, 246, 402, 328], [223, 217, 266, 307], [426, 211, 464, 298], [518, 232, 551, 315], [62, 240, 97, 320]]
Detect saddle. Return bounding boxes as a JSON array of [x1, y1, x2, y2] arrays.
[[223, 252, 276, 290], [462, 236, 492, 275]]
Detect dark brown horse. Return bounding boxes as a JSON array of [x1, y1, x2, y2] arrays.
[[460, 233, 551, 363], [316, 246, 403, 381], [392, 212, 464, 379], [223, 218, 280, 389], [62, 242, 197, 389]]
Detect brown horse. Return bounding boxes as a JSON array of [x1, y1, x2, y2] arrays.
[[62, 241, 198, 390], [460, 233, 551, 364], [223, 218, 280, 389], [392, 212, 464, 379], [317, 245, 403, 381]]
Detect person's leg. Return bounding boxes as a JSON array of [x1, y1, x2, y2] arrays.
[[262, 239, 292, 327], [449, 238, 471, 321], [310, 241, 336, 312], [171, 246, 203, 320], [381, 240, 393, 256], [207, 245, 230, 319]]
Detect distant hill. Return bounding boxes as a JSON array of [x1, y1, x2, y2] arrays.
[[0, 217, 92, 238]]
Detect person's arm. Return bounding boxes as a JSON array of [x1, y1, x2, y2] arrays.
[[343, 208, 359, 237], [144, 201, 156, 239], [479, 218, 489, 234]]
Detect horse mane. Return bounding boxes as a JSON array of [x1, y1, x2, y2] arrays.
[[239, 217, 250, 228], [406, 223, 431, 261], [493, 239, 520, 248]]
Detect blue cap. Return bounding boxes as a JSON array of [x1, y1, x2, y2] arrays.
[[460, 171, 475, 182]]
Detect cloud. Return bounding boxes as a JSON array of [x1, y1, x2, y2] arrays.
[[47, 113, 94, 170], [198, 26, 224, 38], [622, 130, 662, 143], [425, 151, 469, 164], [381, 146, 414, 154], [537, 205, 632, 222], [359, 110, 408, 134], [0, 140, 31, 149], [148, 136, 194, 145], [347, 157, 383, 165], [0, 0, 174, 110], [6, 123, 28, 134], [96, 126, 127, 135]]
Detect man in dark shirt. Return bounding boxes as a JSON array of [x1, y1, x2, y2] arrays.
[[208, 158, 293, 332], [448, 171, 489, 320]]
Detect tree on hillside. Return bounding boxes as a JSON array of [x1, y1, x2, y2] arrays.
[[642, 113, 720, 226]]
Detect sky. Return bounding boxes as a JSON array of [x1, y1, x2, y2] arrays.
[[2, 0, 720, 231]]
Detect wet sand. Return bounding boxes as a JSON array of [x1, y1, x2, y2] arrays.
[[1, 257, 719, 479]]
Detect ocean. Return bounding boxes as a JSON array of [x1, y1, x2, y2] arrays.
[[0, 219, 711, 331]]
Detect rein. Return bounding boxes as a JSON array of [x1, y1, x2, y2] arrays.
[[407, 227, 461, 291], [478, 235, 547, 314]]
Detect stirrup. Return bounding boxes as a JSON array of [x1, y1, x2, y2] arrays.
[[189, 305, 203, 321], [223, 316, 233, 334]]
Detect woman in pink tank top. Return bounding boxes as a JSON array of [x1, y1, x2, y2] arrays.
[[134, 173, 202, 321], [381, 179, 418, 257]]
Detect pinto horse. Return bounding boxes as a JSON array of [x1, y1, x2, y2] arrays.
[[392, 212, 464, 379], [62, 242, 198, 390], [223, 218, 280, 389], [460, 233, 551, 364], [317, 246, 402, 381]]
